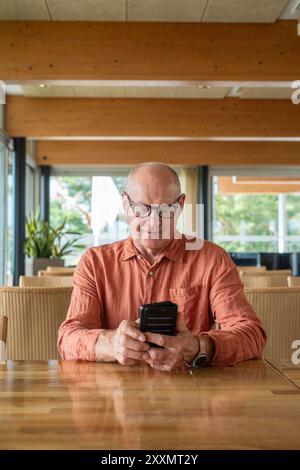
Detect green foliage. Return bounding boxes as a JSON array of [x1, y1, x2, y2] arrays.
[[214, 194, 278, 237], [24, 211, 84, 259], [214, 191, 300, 252], [50, 176, 92, 235], [49, 175, 128, 237]]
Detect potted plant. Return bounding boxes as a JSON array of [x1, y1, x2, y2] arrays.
[[24, 211, 84, 276]]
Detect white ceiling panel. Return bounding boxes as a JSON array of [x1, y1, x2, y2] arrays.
[[47, 0, 126, 21], [21, 85, 75, 97], [128, 0, 207, 22], [202, 0, 289, 23], [0, 0, 50, 20], [73, 86, 126, 97], [239, 87, 293, 99], [175, 86, 229, 98], [6, 84, 294, 100], [126, 86, 177, 98]]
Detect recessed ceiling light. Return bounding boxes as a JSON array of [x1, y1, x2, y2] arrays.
[[38, 84, 46, 88]]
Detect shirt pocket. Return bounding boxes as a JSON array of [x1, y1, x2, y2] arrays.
[[169, 285, 208, 334]]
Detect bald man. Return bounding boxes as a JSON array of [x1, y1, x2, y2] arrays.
[[58, 163, 266, 371]]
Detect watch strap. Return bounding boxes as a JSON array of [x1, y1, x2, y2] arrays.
[[190, 335, 213, 368]]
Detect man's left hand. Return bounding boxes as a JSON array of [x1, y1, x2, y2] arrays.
[[144, 314, 199, 371]]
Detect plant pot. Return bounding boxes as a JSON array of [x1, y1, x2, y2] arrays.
[[25, 258, 65, 276]]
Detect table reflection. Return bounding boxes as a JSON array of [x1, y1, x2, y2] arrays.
[[57, 360, 270, 449]]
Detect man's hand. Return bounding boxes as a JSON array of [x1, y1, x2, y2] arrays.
[[143, 314, 200, 372], [95, 320, 150, 365]]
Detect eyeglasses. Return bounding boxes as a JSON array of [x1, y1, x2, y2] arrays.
[[123, 192, 182, 219]]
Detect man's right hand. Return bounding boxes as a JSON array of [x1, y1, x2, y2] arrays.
[[95, 320, 150, 366]]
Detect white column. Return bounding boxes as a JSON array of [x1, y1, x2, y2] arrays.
[[278, 193, 287, 253]]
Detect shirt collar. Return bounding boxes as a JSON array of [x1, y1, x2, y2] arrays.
[[121, 232, 186, 263]]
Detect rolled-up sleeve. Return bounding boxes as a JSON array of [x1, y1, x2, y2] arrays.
[[205, 251, 267, 366], [57, 250, 103, 361]]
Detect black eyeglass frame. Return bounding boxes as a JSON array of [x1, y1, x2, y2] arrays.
[[123, 192, 183, 219]]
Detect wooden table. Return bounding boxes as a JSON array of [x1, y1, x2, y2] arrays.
[[0, 360, 300, 450], [267, 359, 300, 388]]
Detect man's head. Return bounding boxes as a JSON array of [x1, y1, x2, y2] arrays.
[[122, 162, 185, 250]]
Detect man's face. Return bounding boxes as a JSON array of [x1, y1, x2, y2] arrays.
[[122, 172, 185, 250]]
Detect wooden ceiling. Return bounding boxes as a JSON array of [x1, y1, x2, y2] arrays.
[[0, 0, 295, 23], [1, 1, 300, 166]]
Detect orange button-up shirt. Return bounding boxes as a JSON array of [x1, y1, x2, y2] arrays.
[[58, 234, 266, 365]]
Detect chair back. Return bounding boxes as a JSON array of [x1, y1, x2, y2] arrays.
[[240, 271, 289, 287], [0, 287, 72, 360], [237, 266, 266, 272], [0, 315, 8, 361], [287, 276, 300, 287], [47, 267, 76, 274], [245, 287, 300, 365], [241, 275, 272, 288], [38, 270, 74, 277], [19, 275, 73, 288]]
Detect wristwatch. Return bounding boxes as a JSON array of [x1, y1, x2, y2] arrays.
[[190, 335, 215, 368]]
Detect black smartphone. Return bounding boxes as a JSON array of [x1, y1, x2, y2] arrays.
[[139, 300, 178, 348]]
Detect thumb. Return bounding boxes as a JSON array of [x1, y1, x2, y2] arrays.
[[176, 311, 188, 332]]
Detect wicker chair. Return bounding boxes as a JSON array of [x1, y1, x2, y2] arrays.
[[19, 275, 73, 288], [0, 315, 8, 361], [0, 287, 72, 360], [245, 287, 300, 365], [287, 276, 300, 287]]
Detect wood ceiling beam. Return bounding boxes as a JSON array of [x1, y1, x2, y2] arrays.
[[0, 21, 300, 82], [5, 96, 300, 139], [36, 140, 300, 166]]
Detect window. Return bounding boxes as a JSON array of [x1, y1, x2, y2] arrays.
[[50, 173, 129, 266], [210, 169, 300, 253], [0, 137, 13, 285], [0, 141, 6, 284], [25, 163, 36, 217]]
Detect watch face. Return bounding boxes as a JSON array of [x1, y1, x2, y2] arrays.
[[193, 354, 208, 368]]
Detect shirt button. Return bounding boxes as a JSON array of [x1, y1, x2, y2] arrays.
[[149, 271, 154, 276], [137, 255, 141, 260]]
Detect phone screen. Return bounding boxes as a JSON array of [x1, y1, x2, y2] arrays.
[[139, 301, 178, 347]]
